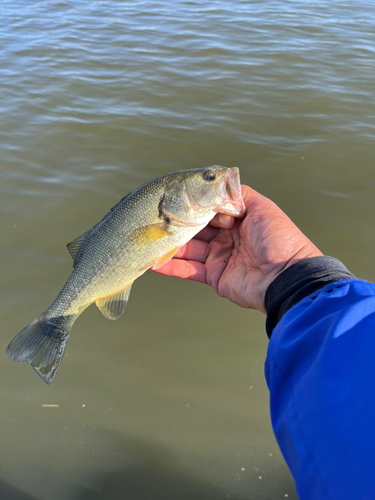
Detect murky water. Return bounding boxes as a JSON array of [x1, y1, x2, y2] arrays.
[[1, 1, 374, 498]]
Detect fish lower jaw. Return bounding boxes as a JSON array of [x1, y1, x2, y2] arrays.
[[214, 203, 242, 216], [166, 210, 215, 227], [218, 192, 246, 216]]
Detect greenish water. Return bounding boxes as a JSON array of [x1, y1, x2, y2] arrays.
[[1, 1, 374, 498]]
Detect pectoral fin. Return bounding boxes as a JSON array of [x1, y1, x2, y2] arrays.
[[151, 247, 181, 270], [96, 285, 132, 320], [131, 222, 171, 244]]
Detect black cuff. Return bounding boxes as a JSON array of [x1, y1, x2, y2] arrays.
[[265, 256, 356, 338]]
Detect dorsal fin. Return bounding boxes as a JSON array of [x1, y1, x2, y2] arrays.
[[66, 229, 92, 260], [66, 192, 134, 266]]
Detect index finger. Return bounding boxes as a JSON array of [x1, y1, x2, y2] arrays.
[[173, 239, 209, 263], [194, 224, 219, 242]]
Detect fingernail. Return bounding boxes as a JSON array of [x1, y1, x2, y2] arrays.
[[219, 214, 233, 228]]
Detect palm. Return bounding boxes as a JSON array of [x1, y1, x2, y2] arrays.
[[154, 186, 322, 313]]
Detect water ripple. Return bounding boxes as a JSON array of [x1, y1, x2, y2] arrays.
[[1, 0, 374, 212]]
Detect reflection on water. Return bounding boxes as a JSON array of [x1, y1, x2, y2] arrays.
[[1, 0, 374, 499]]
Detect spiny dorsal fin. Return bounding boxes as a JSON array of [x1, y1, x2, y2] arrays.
[[66, 191, 134, 264], [95, 285, 132, 320]]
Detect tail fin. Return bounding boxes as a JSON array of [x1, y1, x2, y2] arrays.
[[6, 313, 76, 384]]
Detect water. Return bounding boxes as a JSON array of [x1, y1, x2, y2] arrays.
[[1, 1, 374, 498]]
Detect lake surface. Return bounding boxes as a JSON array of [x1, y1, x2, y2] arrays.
[[1, 1, 374, 499]]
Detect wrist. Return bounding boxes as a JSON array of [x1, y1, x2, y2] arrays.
[[264, 256, 356, 338], [273, 245, 324, 282], [256, 246, 323, 314]]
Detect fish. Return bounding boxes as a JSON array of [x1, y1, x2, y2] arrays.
[[7, 166, 245, 384]]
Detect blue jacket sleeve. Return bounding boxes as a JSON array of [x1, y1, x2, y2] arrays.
[[265, 264, 375, 499]]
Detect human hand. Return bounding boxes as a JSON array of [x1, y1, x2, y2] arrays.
[[153, 185, 323, 313]]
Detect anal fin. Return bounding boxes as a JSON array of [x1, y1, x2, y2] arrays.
[[96, 285, 132, 320]]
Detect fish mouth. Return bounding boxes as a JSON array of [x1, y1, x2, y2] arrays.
[[218, 167, 246, 217]]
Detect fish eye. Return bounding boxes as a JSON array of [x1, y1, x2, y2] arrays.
[[204, 170, 216, 182]]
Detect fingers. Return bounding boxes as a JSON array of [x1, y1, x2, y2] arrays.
[[210, 213, 235, 229], [174, 239, 209, 262], [194, 225, 219, 242], [200, 185, 264, 238], [153, 259, 207, 284]]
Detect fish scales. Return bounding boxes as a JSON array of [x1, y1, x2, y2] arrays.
[[7, 166, 245, 384]]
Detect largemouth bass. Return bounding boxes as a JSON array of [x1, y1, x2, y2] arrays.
[[7, 166, 245, 384]]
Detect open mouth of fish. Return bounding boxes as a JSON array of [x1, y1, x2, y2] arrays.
[[217, 167, 246, 217]]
